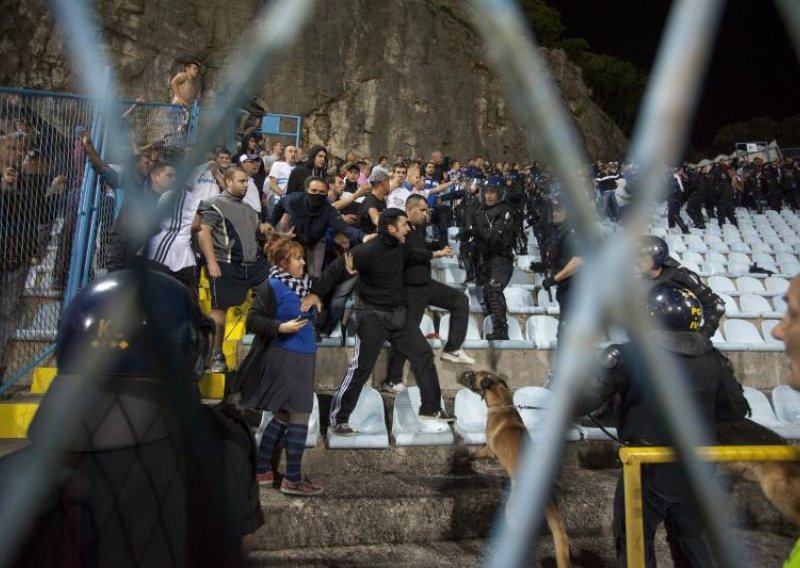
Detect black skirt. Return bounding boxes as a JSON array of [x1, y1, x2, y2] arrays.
[[239, 342, 315, 414]]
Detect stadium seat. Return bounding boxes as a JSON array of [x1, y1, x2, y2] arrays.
[[257, 394, 321, 448], [14, 302, 60, 341], [504, 287, 536, 314], [772, 385, 800, 426], [761, 320, 781, 343], [708, 276, 737, 296], [513, 387, 581, 441], [705, 251, 727, 264], [707, 242, 730, 254], [729, 242, 752, 254], [447, 227, 460, 241], [466, 287, 483, 312], [726, 261, 750, 276], [780, 261, 800, 276], [776, 253, 799, 265], [439, 313, 487, 349], [682, 251, 704, 265], [736, 276, 766, 295], [701, 262, 727, 276], [765, 277, 790, 294], [537, 288, 560, 315], [453, 388, 488, 445], [328, 386, 389, 449], [743, 387, 800, 439], [752, 252, 775, 267], [773, 295, 788, 314], [482, 316, 529, 347], [710, 327, 725, 345], [751, 242, 773, 254], [738, 294, 774, 318], [443, 268, 467, 286], [420, 314, 442, 348], [526, 315, 559, 349], [319, 322, 344, 347], [723, 319, 780, 351], [392, 387, 454, 446], [728, 252, 750, 265], [509, 269, 535, 286], [718, 293, 739, 316], [681, 260, 701, 274]]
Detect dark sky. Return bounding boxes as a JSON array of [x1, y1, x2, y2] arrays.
[[547, 0, 800, 151]]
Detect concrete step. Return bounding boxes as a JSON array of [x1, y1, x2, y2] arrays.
[[247, 530, 797, 567], [252, 468, 798, 552], [239, 345, 787, 392]]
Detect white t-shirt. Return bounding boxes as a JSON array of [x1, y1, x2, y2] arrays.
[[146, 189, 200, 272], [190, 163, 221, 201], [267, 161, 295, 195], [387, 187, 430, 209], [243, 177, 262, 213]]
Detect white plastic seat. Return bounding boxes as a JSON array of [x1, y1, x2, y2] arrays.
[[727, 252, 750, 265], [718, 293, 739, 316], [482, 316, 527, 344], [526, 315, 559, 349], [504, 287, 536, 314], [762, 320, 781, 344], [681, 260, 701, 274], [513, 387, 581, 441], [537, 288, 559, 315], [765, 277, 790, 294], [392, 387, 454, 446], [14, 302, 61, 341], [453, 388, 488, 445], [772, 385, 800, 426], [743, 387, 800, 439], [729, 242, 752, 254], [465, 287, 483, 312], [708, 276, 737, 296], [736, 276, 766, 295], [722, 319, 778, 351], [776, 253, 799, 265], [774, 295, 788, 314], [444, 268, 467, 286], [327, 386, 390, 448], [439, 313, 486, 349], [751, 242, 773, 254], [726, 261, 750, 277], [447, 227, 460, 241], [752, 253, 775, 266], [701, 262, 727, 276], [682, 251, 704, 265], [738, 294, 772, 318], [509, 269, 535, 286], [780, 261, 800, 277], [705, 251, 727, 264], [420, 314, 442, 348], [707, 242, 730, 254]]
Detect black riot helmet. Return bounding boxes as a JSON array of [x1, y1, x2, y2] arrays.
[[647, 282, 703, 332], [56, 269, 212, 380], [640, 236, 670, 268]]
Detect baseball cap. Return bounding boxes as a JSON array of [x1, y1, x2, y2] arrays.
[[368, 169, 389, 185], [239, 154, 259, 164]]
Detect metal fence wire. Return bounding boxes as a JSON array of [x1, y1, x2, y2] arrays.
[[0, 0, 798, 566]]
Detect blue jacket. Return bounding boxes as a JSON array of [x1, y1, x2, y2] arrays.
[[270, 191, 363, 246]]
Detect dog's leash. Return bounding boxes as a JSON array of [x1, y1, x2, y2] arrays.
[[497, 404, 630, 446]]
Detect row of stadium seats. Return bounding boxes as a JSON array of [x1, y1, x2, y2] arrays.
[[284, 384, 800, 449]]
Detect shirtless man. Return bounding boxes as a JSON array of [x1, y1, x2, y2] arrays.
[[170, 62, 201, 107]]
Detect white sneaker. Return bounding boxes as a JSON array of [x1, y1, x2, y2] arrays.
[[441, 349, 475, 365], [380, 381, 407, 394]]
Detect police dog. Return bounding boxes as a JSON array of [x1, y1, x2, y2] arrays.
[[458, 370, 570, 567]]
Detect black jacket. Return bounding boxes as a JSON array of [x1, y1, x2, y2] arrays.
[[577, 331, 749, 446], [472, 201, 517, 258], [236, 279, 281, 400], [269, 191, 363, 246], [403, 223, 435, 286], [312, 232, 429, 309], [285, 145, 328, 195]]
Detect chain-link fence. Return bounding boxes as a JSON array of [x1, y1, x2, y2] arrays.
[[0, 88, 198, 392]]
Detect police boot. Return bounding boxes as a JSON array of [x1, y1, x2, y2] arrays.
[[485, 291, 509, 341]]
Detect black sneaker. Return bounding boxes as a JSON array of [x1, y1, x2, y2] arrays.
[[330, 422, 357, 436], [419, 409, 455, 423]]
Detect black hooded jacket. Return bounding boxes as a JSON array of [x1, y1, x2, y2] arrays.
[[285, 144, 328, 195]]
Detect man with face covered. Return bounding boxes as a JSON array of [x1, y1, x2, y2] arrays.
[[267, 176, 367, 278]]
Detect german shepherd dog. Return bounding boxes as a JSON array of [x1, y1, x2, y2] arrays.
[[458, 370, 570, 568]]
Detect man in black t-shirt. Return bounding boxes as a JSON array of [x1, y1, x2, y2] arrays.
[[358, 169, 389, 234]]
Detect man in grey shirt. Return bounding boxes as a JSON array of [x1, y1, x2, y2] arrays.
[[198, 166, 271, 372]]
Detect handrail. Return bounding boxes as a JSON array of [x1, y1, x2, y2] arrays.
[[619, 445, 800, 567]]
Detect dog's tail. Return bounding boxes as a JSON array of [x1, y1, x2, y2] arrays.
[[545, 503, 570, 568]]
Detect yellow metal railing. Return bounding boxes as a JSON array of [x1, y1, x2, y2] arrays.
[[620, 445, 800, 567]]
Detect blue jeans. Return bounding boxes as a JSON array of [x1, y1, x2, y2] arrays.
[[600, 190, 618, 221]]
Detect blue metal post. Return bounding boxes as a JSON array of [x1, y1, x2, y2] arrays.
[[63, 107, 103, 304], [187, 99, 200, 144], [80, 117, 110, 286]]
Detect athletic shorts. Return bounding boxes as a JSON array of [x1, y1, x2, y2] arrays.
[[210, 260, 268, 310]]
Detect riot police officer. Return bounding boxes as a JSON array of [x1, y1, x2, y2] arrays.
[[684, 166, 706, 229], [576, 283, 749, 567], [0, 270, 263, 567], [473, 179, 518, 340], [668, 166, 690, 234], [638, 236, 725, 337], [541, 199, 582, 342]]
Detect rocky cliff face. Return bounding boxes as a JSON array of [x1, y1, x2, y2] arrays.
[[0, 0, 627, 161]]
